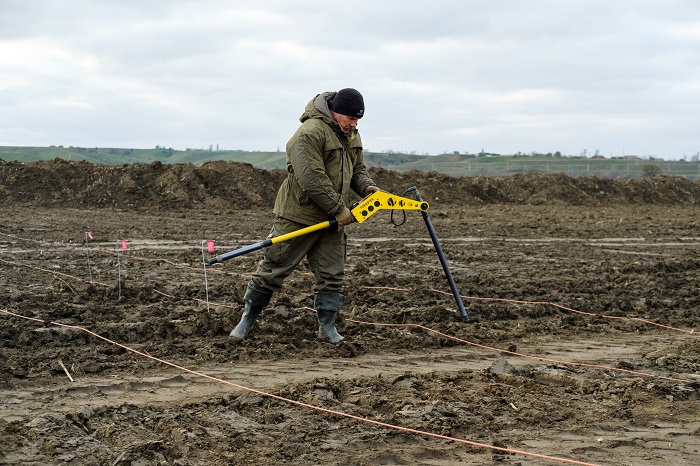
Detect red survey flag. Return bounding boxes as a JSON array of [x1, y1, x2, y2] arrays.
[[121, 240, 128, 251], [207, 240, 215, 252]]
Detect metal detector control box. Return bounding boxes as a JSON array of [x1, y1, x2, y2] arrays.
[[351, 191, 429, 223]]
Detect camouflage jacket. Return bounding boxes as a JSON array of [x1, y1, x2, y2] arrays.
[[273, 92, 376, 225]]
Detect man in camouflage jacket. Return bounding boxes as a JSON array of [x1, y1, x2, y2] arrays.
[[230, 88, 380, 344]]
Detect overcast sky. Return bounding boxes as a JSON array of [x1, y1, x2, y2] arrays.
[[1, 0, 699, 159]]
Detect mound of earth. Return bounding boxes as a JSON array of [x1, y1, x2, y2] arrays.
[[1, 158, 699, 211]]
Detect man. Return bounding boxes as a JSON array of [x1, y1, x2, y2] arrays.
[[230, 88, 381, 344]]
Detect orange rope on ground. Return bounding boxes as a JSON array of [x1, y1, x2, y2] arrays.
[[0, 230, 244, 278], [152, 289, 238, 311], [413, 286, 695, 335], [1, 229, 695, 335], [362, 285, 413, 292], [341, 315, 691, 384], [0, 257, 111, 288], [0, 307, 601, 466], [0, 251, 692, 383], [362, 285, 699, 336], [169, 295, 694, 385]]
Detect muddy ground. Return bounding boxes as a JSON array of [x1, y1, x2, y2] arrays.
[[1, 159, 699, 466]]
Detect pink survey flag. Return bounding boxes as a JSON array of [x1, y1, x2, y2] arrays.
[[207, 240, 215, 252], [121, 240, 128, 251], [87, 231, 94, 240]]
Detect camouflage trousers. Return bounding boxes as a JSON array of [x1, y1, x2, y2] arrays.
[[251, 216, 346, 294]]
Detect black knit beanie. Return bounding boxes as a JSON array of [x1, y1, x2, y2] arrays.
[[329, 88, 364, 118]]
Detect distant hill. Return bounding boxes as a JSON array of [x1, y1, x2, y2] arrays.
[[1, 145, 698, 180]]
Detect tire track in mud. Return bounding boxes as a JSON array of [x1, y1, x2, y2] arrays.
[[0, 332, 687, 423]]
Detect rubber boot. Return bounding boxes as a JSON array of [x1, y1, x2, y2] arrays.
[[230, 282, 273, 340], [315, 291, 344, 344]]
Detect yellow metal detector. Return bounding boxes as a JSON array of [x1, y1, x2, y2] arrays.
[[207, 190, 428, 264], [208, 187, 469, 320], [351, 190, 428, 223]]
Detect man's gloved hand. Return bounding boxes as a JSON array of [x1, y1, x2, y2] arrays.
[[335, 207, 354, 226], [338, 187, 382, 226], [363, 185, 381, 196]]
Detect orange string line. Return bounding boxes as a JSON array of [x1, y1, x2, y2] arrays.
[[343, 315, 691, 383], [427, 288, 696, 334], [0, 307, 601, 466], [0, 243, 694, 384]]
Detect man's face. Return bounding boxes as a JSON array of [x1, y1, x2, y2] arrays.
[[332, 112, 360, 134]]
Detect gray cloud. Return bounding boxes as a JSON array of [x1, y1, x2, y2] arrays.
[[1, 0, 699, 159]]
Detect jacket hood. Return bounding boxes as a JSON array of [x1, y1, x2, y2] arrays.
[[300, 92, 357, 140], [300, 92, 334, 122]]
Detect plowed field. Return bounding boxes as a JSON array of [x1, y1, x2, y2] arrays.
[[1, 159, 699, 465]]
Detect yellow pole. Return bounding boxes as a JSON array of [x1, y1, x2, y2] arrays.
[[208, 220, 337, 264], [269, 220, 335, 245]]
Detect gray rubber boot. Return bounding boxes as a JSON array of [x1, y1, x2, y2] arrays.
[[230, 282, 273, 340], [315, 291, 344, 344]]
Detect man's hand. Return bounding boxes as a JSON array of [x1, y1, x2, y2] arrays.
[[363, 185, 381, 196], [336, 187, 382, 226], [335, 207, 354, 226]]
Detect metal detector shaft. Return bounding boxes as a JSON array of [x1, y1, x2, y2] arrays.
[[208, 219, 338, 264], [408, 187, 469, 321]]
